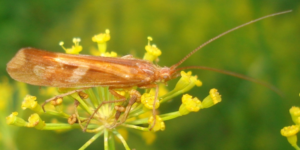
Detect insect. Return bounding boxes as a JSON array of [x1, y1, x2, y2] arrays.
[[6, 10, 291, 130]]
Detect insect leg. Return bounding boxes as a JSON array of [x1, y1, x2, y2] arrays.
[[41, 87, 90, 112], [111, 89, 141, 128], [139, 84, 160, 131], [149, 84, 159, 131], [72, 100, 86, 130], [83, 88, 128, 132]]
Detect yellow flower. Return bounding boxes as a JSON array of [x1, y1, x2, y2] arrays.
[[92, 29, 110, 54], [281, 125, 299, 137], [6, 112, 27, 127], [148, 115, 165, 132], [179, 94, 201, 115], [173, 71, 202, 92], [59, 38, 82, 54], [281, 125, 300, 149], [290, 106, 300, 125], [143, 37, 162, 62], [201, 88, 222, 109], [92, 29, 110, 43], [21, 95, 43, 113], [27, 113, 45, 130], [141, 90, 160, 109], [290, 107, 300, 117]]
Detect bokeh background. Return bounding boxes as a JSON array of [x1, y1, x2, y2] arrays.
[[0, 0, 299, 150]]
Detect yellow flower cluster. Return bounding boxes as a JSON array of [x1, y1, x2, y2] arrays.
[[143, 36, 162, 62], [59, 38, 82, 54], [281, 101, 300, 150], [6, 30, 222, 150]]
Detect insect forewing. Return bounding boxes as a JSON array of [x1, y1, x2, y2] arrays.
[[7, 48, 157, 88]]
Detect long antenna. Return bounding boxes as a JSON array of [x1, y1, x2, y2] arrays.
[[171, 10, 292, 69], [175, 66, 283, 96]]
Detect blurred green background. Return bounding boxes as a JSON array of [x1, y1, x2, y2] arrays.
[[0, 0, 299, 150]]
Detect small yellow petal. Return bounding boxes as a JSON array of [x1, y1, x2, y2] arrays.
[[179, 94, 201, 115], [59, 38, 82, 54], [21, 95, 37, 109], [281, 125, 300, 149], [290, 106, 300, 117], [21, 95, 43, 113], [141, 91, 160, 109], [201, 88, 222, 109], [143, 37, 162, 62], [281, 125, 299, 137], [209, 88, 222, 104], [148, 115, 165, 132], [6, 112, 28, 126], [27, 113, 45, 130], [92, 29, 110, 43]]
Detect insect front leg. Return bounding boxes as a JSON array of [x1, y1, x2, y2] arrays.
[[150, 84, 159, 130], [139, 84, 159, 130]]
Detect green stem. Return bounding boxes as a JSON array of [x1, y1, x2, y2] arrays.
[[122, 124, 149, 131], [71, 94, 92, 115], [79, 130, 103, 150], [45, 110, 70, 118], [104, 129, 114, 150], [126, 118, 148, 125], [98, 42, 107, 53], [293, 145, 300, 150], [112, 129, 130, 150], [43, 123, 80, 130], [85, 88, 99, 107], [160, 111, 182, 121]]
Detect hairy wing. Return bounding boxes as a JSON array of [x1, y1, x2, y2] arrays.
[[7, 48, 157, 88]]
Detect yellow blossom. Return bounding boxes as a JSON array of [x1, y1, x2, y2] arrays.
[[27, 113, 45, 130], [6, 112, 27, 127], [21, 95, 43, 113], [141, 90, 160, 109], [290, 107, 300, 117], [290, 106, 300, 125], [148, 115, 165, 132], [158, 83, 168, 97], [59, 38, 82, 54], [143, 37, 162, 62], [92, 29, 110, 54], [201, 88, 221, 109], [173, 71, 202, 92], [179, 94, 201, 115], [281, 125, 300, 149], [281, 125, 299, 137], [102, 51, 117, 57], [92, 29, 110, 43]]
